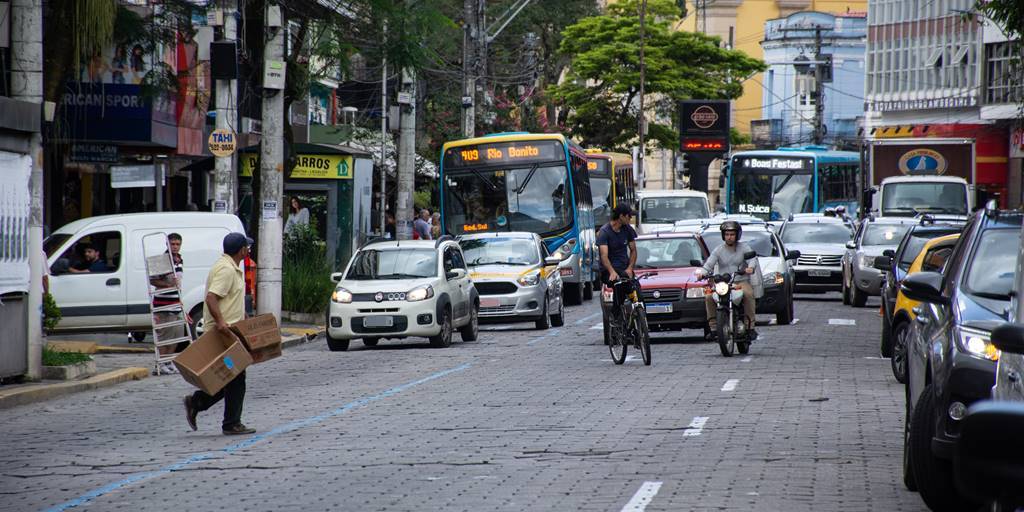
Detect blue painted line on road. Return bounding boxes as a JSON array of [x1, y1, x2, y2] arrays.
[[574, 312, 601, 325], [42, 363, 472, 512], [526, 328, 561, 345]]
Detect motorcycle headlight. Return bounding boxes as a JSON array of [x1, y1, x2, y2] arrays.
[[714, 282, 730, 295], [518, 271, 541, 287], [331, 287, 353, 304], [956, 326, 999, 361], [406, 285, 434, 302]]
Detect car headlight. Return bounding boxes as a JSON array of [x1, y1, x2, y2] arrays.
[[714, 282, 730, 295], [859, 254, 875, 269], [331, 287, 353, 304], [763, 271, 785, 286], [518, 271, 541, 287], [686, 287, 705, 299], [406, 285, 434, 302], [956, 326, 999, 361]]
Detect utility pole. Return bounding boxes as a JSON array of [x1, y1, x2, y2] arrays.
[[396, 0, 418, 240], [10, 0, 43, 379], [461, 0, 478, 137], [213, 0, 239, 214], [637, 0, 648, 186], [812, 27, 825, 145], [257, 2, 285, 320], [380, 23, 389, 236]]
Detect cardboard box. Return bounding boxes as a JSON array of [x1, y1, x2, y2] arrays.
[[230, 314, 282, 364], [173, 329, 252, 395]]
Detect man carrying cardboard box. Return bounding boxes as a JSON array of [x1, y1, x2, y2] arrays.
[[183, 232, 257, 436]]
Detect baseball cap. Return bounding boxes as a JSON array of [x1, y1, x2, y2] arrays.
[[613, 203, 636, 217], [223, 232, 254, 255]]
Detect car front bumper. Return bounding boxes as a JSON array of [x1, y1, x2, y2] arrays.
[[852, 265, 883, 295], [793, 264, 843, 291], [327, 299, 441, 340], [475, 281, 549, 320], [756, 283, 787, 314], [932, 353, 999, 459]]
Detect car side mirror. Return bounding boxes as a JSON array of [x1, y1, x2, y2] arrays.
[[991, 323, 1024, 354], [446, 268, 467, 280], [786, 250, 801, 260], [845, 240, 857, 250], [953, 401, 1024, 505], [873, 256, 892, 272], [883, 249, 895, 258], [742, 250, 757, 260], [899, 271, 947, 305], [689, 259, 703, 267], [330, 272, 344, 283], [544, 256, 561, 266]]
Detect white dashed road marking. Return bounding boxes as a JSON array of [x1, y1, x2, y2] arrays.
[[590, 323, 603, 330], [741, 356, 752, 362], [575, 312, 601, 325], [620, 481, 663, 512], [829, 318, 856, 325], [721, 379, 739, 391], [683, 416, 708, 437]]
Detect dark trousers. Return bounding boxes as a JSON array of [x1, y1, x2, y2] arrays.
[[190, 370, 246, 429]]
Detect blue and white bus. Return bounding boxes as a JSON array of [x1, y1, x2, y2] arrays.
[[439, 133, 596, 305], [725, 146, 860, 221]]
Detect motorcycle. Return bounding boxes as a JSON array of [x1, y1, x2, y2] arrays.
[[707, 250, 757, 357]]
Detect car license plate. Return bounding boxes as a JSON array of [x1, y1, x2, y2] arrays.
[[808, 270, 832, 277], [559, 267, 573, 277], [363, 316, 394, 328], [647, 302, 673, 314], [480, 298, 500, 308]]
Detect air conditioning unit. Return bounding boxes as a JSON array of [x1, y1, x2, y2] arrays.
[[241, 117, 262, 134]]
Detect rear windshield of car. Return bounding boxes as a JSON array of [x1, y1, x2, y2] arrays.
[[346, 249, 438, 280], [702, 230, 779, 257], [862, 224, 911, 246], [898, 229, 959, 271], [963, 228, 1018, 302], [780, 222, 852, 245], [459, 237, 539, 266], [635, 238, 704, 269]]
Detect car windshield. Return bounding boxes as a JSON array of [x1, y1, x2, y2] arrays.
[[702, 230, 779, 257], [781, 222, 852, 244], [459, 237, 539, 266], [346, 249, 437, 280], [635, 238, 704, 269], [592, 177, 612, 226], [963, 229, 1018, 301], [881, 182, 967, 215], [443, 165, 572, 235], [640, 197, 709, 224], [862, 224, 911, 246], [898, 229, 961, 271]]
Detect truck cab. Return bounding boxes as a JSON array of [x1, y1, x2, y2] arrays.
[[872, 175, 973, 217]]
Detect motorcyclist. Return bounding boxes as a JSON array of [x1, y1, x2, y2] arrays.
[[695, 221, 758, 341]]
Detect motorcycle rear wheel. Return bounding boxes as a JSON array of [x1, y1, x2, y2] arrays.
[[716, 310, 734, 357]]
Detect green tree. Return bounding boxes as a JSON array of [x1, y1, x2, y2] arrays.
[[549, 0, 766, 151], [975, 1, 1022, 42]]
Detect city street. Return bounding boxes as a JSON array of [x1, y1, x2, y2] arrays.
[[1, 294, 926, 512]]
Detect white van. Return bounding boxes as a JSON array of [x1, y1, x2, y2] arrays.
[[44, 213, 245, 335], [636, 190, 711, 234]]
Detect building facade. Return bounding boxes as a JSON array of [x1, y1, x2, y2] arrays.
[[756, 11, 866, 148]]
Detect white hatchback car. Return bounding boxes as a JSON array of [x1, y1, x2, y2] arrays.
[[326, 237, 479, 351]]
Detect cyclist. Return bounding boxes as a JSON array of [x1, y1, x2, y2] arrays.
[[598, 203, 638, 309], [695, 221, 758, 341]]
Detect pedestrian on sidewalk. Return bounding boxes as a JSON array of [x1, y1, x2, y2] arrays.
[[183, 232, 256, 436], [413, 209, 432, 240], [150, 233, 186, 375]]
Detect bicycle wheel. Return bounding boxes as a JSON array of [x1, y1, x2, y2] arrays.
[[608, 309, 627, 364], [635, 307, 651, 366]]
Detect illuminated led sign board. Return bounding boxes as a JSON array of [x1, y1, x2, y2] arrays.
[[444, 140, 564, 167], [587, 158, 610, 174], [679, 100, 731, 154]]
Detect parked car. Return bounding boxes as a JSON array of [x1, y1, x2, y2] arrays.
[[901, 205, 1021, 511], [326, 237, 479, 351], [876, 215, 966, 357], [841, 217, 915, 307], [635, 189, 710, 234], [777, 214, 853, 293], [45, 212, 244, 337], [458, 232, 564, 329], [886, 233, 959, 383], [600, 232, 711, 343]]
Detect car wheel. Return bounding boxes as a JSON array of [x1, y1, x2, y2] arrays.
[[880, 304, 893, 357], [891, 321, 910, 384], [550, 295, 565, 327], [189, 305, 204, 340], [903, 384, 918, 491], [851, 281, 867, 307], [130, 331, 147, 343], [326, 333, 350, 352], [910, 384, 975, 511], [429, 308, 453, 348], [535, 295, 550, 330], [362, 337, 379, 347], [460, 306, 479, 342], [776, 289, 794, 325]]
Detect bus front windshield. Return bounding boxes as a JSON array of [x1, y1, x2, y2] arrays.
[[443, 165, 573, 236], [731, 172, 813, 221], [591, 176, 612, 226]]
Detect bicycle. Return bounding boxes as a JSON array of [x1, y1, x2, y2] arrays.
[[607, 277, 651, 366]]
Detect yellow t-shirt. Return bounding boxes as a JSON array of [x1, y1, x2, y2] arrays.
[[204, 254, 245, 326]]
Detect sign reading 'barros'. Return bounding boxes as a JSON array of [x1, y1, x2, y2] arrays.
[[240, 154, 353, 179]]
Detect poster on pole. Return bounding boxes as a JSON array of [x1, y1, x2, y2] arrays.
[[0, 151, 32, 295]]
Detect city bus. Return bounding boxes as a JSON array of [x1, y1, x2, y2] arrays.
[[439, 133, 597, 305], [585, 150, 636, 227], [725, 146, 860, 221]]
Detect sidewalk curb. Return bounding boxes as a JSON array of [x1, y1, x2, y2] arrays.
[[1, 329, 325, 410], [0, 367, 150, 410]]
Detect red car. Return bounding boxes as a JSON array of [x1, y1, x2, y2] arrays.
[[601, 232, 711, 344]]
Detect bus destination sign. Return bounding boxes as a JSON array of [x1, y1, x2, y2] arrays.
[[736, 157, 809, 171], [587, 158, 610, 173], [446, 140, 563, 167]]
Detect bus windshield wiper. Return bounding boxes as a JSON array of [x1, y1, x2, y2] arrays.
[[515, 163, 541, 194]]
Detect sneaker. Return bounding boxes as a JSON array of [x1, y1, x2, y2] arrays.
[[183, 395, 198, 431], [159, 362, 178, 375], [222, 423, 256, 436]]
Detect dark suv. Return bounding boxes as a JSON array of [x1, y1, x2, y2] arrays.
[[876, 215, 966, 357], [900, 206, 1020, 511]]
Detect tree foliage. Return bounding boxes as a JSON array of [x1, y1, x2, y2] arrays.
[[975, 0, 1022, 42], [549, 0, 766, 151]]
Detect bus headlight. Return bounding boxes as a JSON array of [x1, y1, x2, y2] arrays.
[[332, 287, 353, 304], [406, 285, 435, 302], [518, 271, 541, 287], [555, 238, 578, 258]]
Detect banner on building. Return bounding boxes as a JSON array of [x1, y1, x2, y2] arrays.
[[240, 154, 353, 180], [0, 152, 32, 295]]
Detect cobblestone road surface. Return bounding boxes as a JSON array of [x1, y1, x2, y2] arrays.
[[0, 294, 927, 511]]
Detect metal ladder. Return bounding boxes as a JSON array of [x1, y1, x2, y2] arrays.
[[142, 232, 193, 374]]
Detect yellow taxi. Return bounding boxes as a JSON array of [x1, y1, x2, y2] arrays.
[[889, 233, 960, 383]]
